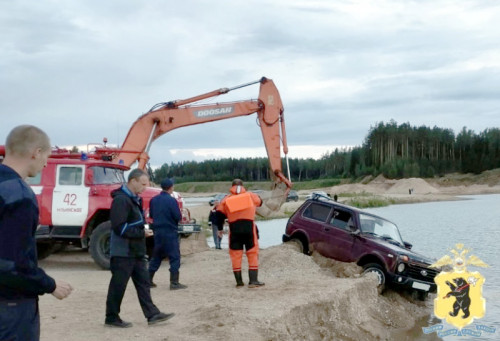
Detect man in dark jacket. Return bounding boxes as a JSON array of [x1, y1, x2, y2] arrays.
[[208, 200, 225, 249], [105, 169, 174, 328], [1, 125, 73, 341], [148, 178, 187, 290]]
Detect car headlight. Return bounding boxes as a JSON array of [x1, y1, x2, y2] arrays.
[[397, 263, 405, 273]]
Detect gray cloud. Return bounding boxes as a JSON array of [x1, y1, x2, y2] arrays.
[[2, 0, 500, 163]]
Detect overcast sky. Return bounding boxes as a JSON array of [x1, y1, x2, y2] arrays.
[[2, 0, 500, 167]]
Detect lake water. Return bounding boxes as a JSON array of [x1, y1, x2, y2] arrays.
[[206, 194, 500, 340], [184, 196, 211, 207], [365, 194, 500, 341]]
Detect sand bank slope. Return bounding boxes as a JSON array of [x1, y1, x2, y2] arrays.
[[38, 244, 436, 341]]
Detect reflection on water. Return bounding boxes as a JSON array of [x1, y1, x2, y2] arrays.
[[391, 315, 442, 341], [184, 196, 212, 207], [206, 217, 290, 249]]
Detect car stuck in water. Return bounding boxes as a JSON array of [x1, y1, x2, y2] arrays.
[[282, 193, 439, 300]]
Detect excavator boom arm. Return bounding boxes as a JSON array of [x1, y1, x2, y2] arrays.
[[115, 77, 291, 190]]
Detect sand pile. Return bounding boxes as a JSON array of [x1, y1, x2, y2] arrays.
[[386, 178, 439, 195], [330, 183, 373, 195], [330, 176, 440, 197], [330, 175, 393, 196]]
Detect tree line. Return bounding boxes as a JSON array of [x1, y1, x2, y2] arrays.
[[152, 120, 500, 183]]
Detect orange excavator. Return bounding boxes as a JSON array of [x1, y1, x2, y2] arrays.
[[97, 76, 292, 214]]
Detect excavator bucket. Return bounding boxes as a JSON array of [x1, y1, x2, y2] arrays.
[[256, 182, 288, 217]]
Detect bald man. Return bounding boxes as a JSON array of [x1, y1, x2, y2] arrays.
[[0, 125, 73, 341]]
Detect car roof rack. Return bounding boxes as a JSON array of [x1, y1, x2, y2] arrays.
[[311, 192, 333, 202]]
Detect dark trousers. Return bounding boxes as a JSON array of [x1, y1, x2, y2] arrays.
[[105, 257, 160, 322], [0, 298, 39, 341], [211, 225, 222, 248], [148, 229, 180, 274]]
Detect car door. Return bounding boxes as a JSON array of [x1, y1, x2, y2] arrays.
[[324, 207, 356, 262], [51, 165, 89, 227], [299, 202, 333, 257]]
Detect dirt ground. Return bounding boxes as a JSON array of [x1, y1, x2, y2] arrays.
[[39, 243, 438, 341], [38, 175, 500, 340]]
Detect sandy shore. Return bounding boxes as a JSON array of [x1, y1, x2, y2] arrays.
[[39, 244, 438, 341]]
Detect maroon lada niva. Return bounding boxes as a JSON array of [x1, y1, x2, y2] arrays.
[[283, 193, 438, 300]]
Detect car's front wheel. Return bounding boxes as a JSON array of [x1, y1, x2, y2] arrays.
[[36, 242, 56, 260], [288, 238, 307, 254], [362, 263, 386, 294]]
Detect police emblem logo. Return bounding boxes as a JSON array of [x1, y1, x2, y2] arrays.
[[430, 243, 488, 329]]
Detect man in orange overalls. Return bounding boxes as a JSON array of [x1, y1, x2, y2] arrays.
[[217, 179, 264, 288]]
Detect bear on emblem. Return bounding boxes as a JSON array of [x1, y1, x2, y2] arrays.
[[444, 277, 471, 319]]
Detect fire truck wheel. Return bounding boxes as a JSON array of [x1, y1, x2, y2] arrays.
[[37, 242, 56, 260], [52, 243, 67, 254], [90, 221, 112, 270]]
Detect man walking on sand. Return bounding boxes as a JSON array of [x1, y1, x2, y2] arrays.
[[217, 179, 265, 288], [105, 169, 174, 328], [0, 125, 73, 341]]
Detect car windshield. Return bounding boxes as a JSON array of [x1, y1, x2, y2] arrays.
[[91, 166, 126, 184], [359, 213, 404, 246]]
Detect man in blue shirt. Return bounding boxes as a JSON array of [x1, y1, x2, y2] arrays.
[[148, 178, 187, 290], [0, 125, 73, 341]]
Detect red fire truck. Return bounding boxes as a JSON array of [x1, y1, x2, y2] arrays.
[[0, 144, 200, 269]]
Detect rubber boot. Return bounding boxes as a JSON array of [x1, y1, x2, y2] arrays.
[[170, 272, 188, 290], [248, 269, 265, 288], [149, 272, 157, 288], [233, 271, 244, 288]]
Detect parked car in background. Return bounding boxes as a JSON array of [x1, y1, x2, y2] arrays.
[[286, 190, 299, 202], [209, 193, 227, 206], [282, 195, 439, 300], [305, 191, 329, 199]]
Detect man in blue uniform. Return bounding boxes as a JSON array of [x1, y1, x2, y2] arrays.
[[148, 178, 187, 290], [0, 125, 73, 341]]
